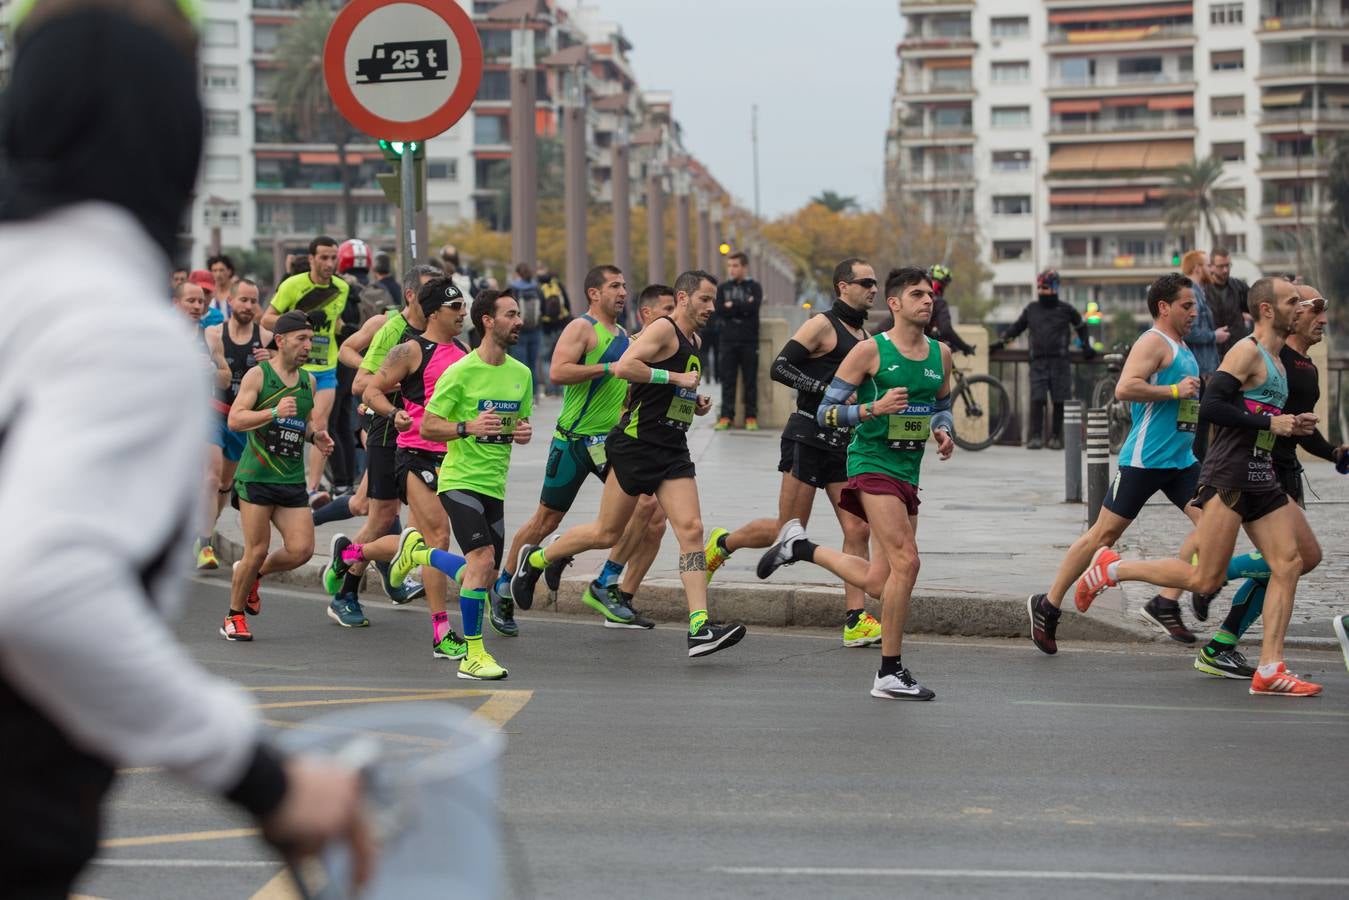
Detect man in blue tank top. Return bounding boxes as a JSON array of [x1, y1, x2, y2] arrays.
[[1030, 274, 1207, 654]]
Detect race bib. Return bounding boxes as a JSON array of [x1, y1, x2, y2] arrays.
[[665, 386, 697, 428], [265, 416, 307, 459], [1254, 428, 1276, 457], [1176, 398, 1199, 432], [583, 433, 607, 467], [476, 399, 520, 444], [887, 402, 932, 451], [310, 333, 331, 359]]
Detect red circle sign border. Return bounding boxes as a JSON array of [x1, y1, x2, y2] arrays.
[[323, 0, 484, 142]]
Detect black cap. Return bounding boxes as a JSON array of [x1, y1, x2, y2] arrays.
[[419, 282, 464, 317], [272, 310, 312, 334]]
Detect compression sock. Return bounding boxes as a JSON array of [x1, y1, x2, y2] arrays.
[[1226, 552, 1271, 583], [389, 516, 401, 535], [689, 609, 708, 635], [312, 495, 352, 526], [1215, 578, 1265, 641], [459, 587, 487, 640], [494, 569, 512, 597], [846, 608, 864, 628], [431, 610, 451, 644], [413, 547, 469, 585], [598, 559, 625, 588], [527, 547, 549, 570], [879, 655, 903, 678], [790, 539, 819, 564], [1231, 580, 1267, 640], [341, 543, 366, 565], [340, 572, 362, 596]]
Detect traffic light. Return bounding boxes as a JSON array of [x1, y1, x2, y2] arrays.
[[377, 139, 423, 161], [719, 242, 732, 256], [1170, 248, 1182, 266], [376, 139, 425, 210], [1085, 301, 1104, 351]]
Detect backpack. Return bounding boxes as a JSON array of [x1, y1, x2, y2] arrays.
[[539, 278, 569, 329], [517, 282, 543, 330]]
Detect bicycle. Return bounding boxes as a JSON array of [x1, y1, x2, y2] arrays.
[[949, 358, 1012, 452], [1089, 343, 1132, 454]]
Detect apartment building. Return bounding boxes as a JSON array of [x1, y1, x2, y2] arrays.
[[885, 0, 1349, 320]]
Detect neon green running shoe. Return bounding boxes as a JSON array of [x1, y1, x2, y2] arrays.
[[843, 611, 883, 648], [704, 527, 730, 584], [581, 581, 636, 624], [390, 527, 424, 588], [323, 534, 352, 596], [458, 649, 509, 681], [432, 630, 468, 661]]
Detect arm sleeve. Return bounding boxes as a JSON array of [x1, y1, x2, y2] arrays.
[[816, 375, 864, 428], [771, 339, 825, 394], [934, 302, 976, 354], [1200, 371, 1272, 431], [931, 393, 954, 435], [1297, 427, 1339, 463], [1001, 307, 1029, 342]]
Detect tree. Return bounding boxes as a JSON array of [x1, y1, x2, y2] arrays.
[[1319, 135, 1349, 345], [1163, 156, 1245, 250], [808, 190, 859, 213], [273, 2, 357, 237]]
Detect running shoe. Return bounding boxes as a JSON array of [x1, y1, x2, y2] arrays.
[[1027, 593, 1061, 655], [843, 611, 882, 648], [233, 561, 262, 616], [1140, 596, 1195, 644], [308, 488, 331, 509], [433, 630, 468, 661], [1334, 615, 1349, 673], [1194, 645, 1255, 679], [489, 583, 519, 637], [375, 561, 421, 605], [194, 540, 219, 570], [327, 593, 369, 628], [581, 580, 636, 625], [870, 668, 935, 701], [688, 621, 747, 657], [745, 417, 759, 431], [458, 649, 509, 681], [605, 593, 655, 630], [1191, 587, 1221, 622], [1249, 663, 1322, 697], [714, 417, 731, 431], [543, 554, 573, 593], [704, 527, 731, 584], [323, 533, 352, 596], [756, 518, 806, 580], [1074, 546, 1120, 612], [389, 527, 423, 589], [220, 613, 253, 642], [510, 543, 545, 611]]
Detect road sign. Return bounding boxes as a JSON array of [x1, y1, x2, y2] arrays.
[[323, 0, 484, 142]]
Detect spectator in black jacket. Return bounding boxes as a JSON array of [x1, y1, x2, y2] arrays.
[[373, 251, 400, 305], [991, 269, 1095, 449], [1206, 247, 1250, 357], [715, 251, 764, 430]]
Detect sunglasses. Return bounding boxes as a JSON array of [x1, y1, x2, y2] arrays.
[[443, 299, 466, 310], [1298, 296, 1327, 313], [848, 278, 878, 289]]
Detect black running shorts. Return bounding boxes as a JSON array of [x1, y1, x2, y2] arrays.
[[441, 489, 505, 566], [1102, 463, 1200, 520], [778, 436, 848, 488], [1190, 483, 1289, 523], [366, 442, 398, 502], [232, 481, 308, 509], [395, 447, 443, 504], [1274, 462, 1305, 509], [606, 431, 695, 496]]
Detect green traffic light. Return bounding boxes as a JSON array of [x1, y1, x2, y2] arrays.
[[378, 139, 421, 159]]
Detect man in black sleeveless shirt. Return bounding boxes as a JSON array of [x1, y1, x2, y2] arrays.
[[704, 257, 882, 647]]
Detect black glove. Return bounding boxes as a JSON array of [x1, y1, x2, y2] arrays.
[[1081, 344, 1098, 360], [961, 346, 976, 357], [989, 340, 1006, 352]]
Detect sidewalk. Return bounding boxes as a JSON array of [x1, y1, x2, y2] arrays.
[[213, 394, 1347, 644]]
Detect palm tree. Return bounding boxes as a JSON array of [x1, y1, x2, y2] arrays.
[[1162, 156, 1245, 250], [809, 190, 859, 213], [273, 1, 356, 237]]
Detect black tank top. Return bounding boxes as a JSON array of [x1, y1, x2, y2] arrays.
[[1199, 337, 1288, 492], [218, 322, 263, 404], [784, 309, 861, 450], [366, 322, 420, 450], [616, 316, 700, 450]]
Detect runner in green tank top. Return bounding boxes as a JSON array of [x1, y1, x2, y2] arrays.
[[757, 267, 954, 701], [493, 266, 640, 635], [222, 311, 334, 642]]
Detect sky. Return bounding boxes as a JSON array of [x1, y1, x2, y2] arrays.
[[562, 0, 900, 219]]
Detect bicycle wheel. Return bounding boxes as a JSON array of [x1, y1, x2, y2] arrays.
[[1090, 376, 1116, 411], [951, 374, 1012, 452], [1106, 400, 1132, 455]]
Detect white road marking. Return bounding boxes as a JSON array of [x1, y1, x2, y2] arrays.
[[716, 866, 1349, 886], [91, 858, 279, 869]]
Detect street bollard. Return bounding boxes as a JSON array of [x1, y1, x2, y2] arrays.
[[1063, 400, 1083, 503], [1086, 408, 1110, 526]]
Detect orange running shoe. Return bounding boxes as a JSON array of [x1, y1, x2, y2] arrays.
[[220, 613, 253, 642], [1249, 663, 1322, 697], [1074, 546, 1120, 612]]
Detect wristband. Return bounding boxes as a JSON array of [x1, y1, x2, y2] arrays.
[[1170, 384, 1179, 400], [867, 401, 875, 420], [270, 406, 279, 420], [602, 363, 610, 375], [649, 368, 669, 385]]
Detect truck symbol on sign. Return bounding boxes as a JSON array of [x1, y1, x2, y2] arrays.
[[356, 40, 449, 83]]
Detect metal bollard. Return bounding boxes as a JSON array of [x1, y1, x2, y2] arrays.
[[1086, 408, 1110, 526], [1063, 400, 1083, 503]]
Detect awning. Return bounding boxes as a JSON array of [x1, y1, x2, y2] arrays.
[[1147, 95, 1194, 110], [1262, 90, 1308, 108], [1103, 96, 1151, 107], [1047, 144, 1105, 172], [1067, 26, 1161, 42], [1050, 190, 1147, 206], [1048, 4, 1191, 24], [255, 150, 296, 160], [1097, 142, 1150, 168], [1145, 140, 1193, 167], [1047, 139, 1193, 172], [473, 150, 511, 160], [1327, 91, 1349, 107], [1051, 99, 1103, 114], [1270, 132, 1311, 141], [297, 152, 370, 166], [925, 57, 972, 69]]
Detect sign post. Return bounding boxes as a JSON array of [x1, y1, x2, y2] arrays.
[[324, 0, 483, 269]]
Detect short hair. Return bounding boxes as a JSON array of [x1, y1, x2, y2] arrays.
[[584, 264, 622, 298], [206, 253, 234, 273], [171, 281, 200, 301], [234, 277, 259, 295], [514, 262, 533, 280], [374, 252, 392, 275], [673, 269, 716, 298], [728, 251, 749, 266], [1210, 247, 1232, 261], [471, 288, 508, 333], [884, 266, 931, 299], [309, 235, 338, 256], [1146, 273, 1193, 317], [832, 257, 867, 298], [638, 283, 675, 309], [402, 263, 442, 297], [1247, 276, 1285, 318], [172, 267, 189, 276], [1179, 250, 1206, 277]]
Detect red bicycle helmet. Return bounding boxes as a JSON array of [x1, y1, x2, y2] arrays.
[[337, 238, 371, 274]]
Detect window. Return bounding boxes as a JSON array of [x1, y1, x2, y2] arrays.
[[1215, 188, 1246, 213], [1212, 141, 1245, 162], [357, 204, 389, 227], [932, 106, 972, 132], [204, 155, 240, 182], [1210, 3, 1243, 25], [428, 159, 458, 181], [1211, 49, 1244, 72], [477, 71, 510, 102], [993, 283, 1032, 305], [992, 150, 1031, 172], [295, 203, 337, 233], [473, 115, 507, 144], [993, 195, 1032, 216], [1119, 57, 1163, 81], [254, 24, 281, 53], [205, 109, 239, 137], [201, 65, 237, 92], [1216, 233, 1246, 254], [991, 106, 1030, 128], [1211, 94, 1245, 117], [931, 67, 973, 90], [990, 16, 1029, 39], [203, 19, 237, 47], [203, 204, 241, 227], [994, 241, 1031, 262], [991, 61, 1030, 83], [1057, 57, 1094, 85]]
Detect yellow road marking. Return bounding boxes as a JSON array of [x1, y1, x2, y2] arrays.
[[255, 690, 475, 710], [101, 827, 259, 848], [251, 869, 304, 900], [473, 689, 533, 728]]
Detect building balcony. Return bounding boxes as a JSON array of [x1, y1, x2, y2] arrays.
[[1051, 253, 1174, 275], [900, 0, 972, 6], [1046, 72, 1196, 96], [900, 79, 975, 98], [1046, 23, 1194, 53], [1047, 206, 1168, 227], [1258, 12, 1349, 34], [898, 124, 976, 145], [1259, 60, 1349, 81], [1259, 153, 1332, 175], [899, 37, 977, 58], [899, 169, 977, 188], [1047, 113, 1195, 139], [1259, 105, 1349, 128], [1258, 200, 1329, 221]]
